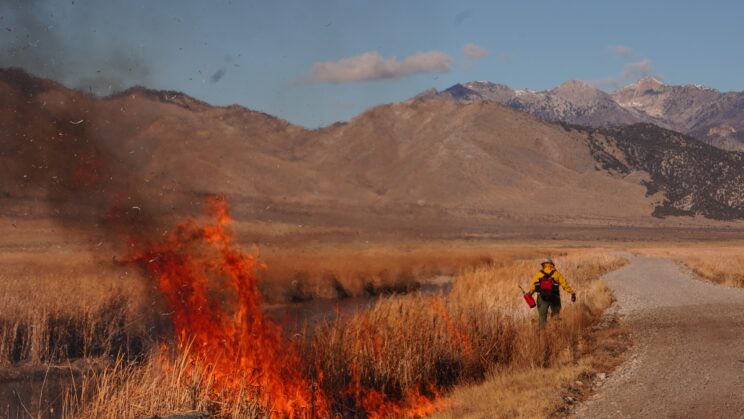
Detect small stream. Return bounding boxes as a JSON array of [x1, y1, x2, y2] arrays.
[[0, 276, 455, 417], [264, 275, 454, 331], [0, 368, 76, 419]]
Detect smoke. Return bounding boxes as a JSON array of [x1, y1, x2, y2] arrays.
[[0, 68, 197, 246], [0, 0, 151, 95], [0, 2, 215, 346], [588, 45, 659, 90], [0, 1, 184, 238], [209, 67, 226, 84]]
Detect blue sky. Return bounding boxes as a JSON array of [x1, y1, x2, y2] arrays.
[[2, 0, 743, 127]]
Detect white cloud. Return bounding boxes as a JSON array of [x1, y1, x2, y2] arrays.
[[621, 59, 653, 80], [308, 51, 453, 84], [589, 45, 660, 89], [462, 43, 491, 60], [589, 59, 656, 89], [609, 45, 636, 60]]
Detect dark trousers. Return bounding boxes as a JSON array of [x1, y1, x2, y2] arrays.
[[537, 294, 561, 328]]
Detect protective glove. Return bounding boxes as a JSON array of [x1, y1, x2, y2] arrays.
[[571, 293, 577, 303]]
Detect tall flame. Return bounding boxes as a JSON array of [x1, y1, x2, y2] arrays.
[[130, 196, 329, 417], [129, 195, 442, 417]]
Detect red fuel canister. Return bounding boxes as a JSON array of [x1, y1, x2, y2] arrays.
[[518, 285, 536, 308], [523, 292, 536, 308]]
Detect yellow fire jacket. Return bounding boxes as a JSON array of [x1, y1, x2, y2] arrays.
[[527, 266, 574, 295]]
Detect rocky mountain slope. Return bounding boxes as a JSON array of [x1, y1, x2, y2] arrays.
[[578, 123, 744, 219], [422, 80, 642, 127], [420, 77, 744, 151], [612, 77, 744, 151], [3, 68, 744, 240]]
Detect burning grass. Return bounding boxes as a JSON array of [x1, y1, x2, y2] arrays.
[[0, 236, 542, 368], [64, 253, 624, 418], [58, 198, 625, 417]]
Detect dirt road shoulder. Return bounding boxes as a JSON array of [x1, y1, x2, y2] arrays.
[[575, 255, 744, 418]]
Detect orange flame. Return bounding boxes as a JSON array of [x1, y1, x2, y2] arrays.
[[431, 296, 470, 354], [347, 361, 443, 419], [130, 196, 329, 417], [129, 195, 443, 417]]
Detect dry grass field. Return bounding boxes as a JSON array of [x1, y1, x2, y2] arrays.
[[435, 251, 629, 418], [0, 247, 152, 367], [54, 247, 626, 418], [0, 241, 544, 366]]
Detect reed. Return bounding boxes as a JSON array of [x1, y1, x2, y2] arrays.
[[304, 251, 623, 415], [63, 249, 625, 417]]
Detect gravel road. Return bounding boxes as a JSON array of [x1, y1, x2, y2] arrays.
[[575, 254, 744, 418]]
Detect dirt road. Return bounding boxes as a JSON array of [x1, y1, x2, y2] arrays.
[[575, 254, 744, 418]]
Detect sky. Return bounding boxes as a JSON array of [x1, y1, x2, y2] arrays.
[[2, 0, 743, 128]]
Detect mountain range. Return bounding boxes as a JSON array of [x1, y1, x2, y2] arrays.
[[2, 68, 744, 242], [418, 77, 744, 151]]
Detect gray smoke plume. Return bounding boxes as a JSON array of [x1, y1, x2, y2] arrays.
[[209, 67, 226, 84], [0, 0, 151, 95]]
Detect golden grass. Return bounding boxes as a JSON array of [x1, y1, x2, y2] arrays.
[[435, 250, 627, 418], [434, 294, 631, 419], [317, 250, 623, 416], [633, 246, 744, 288], [435, 322, 631, 419], [0, 240, 627, 417], [0, 242, 546, 366], [0, 249, 152, 365], [439, 365, 589, 419], [0, 244, 491, 367], [306, 250, 624, 416], [63, 349, 263, 418]]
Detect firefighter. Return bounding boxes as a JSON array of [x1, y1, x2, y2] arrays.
[[527, 258, 576, 327]]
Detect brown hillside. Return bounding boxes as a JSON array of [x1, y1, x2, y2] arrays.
[[303, 99, 655, 219], [2, 69, 743, 242]]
